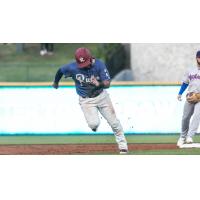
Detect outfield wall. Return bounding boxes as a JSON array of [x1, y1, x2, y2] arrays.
[[131, 43, 200, 82], [0, 82, 195, 135]]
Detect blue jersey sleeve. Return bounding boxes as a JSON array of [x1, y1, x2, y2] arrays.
[[60, 64, 72, 78], [54, 68, 63, 83], [178, 82, 189, 95], [98, 60, 111, 81]]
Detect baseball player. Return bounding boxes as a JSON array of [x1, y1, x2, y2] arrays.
[[177, 50, 200, 147], [52, 47, 128, 154]]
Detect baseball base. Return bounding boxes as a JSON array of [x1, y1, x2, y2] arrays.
[[179, 143, 200, 148]]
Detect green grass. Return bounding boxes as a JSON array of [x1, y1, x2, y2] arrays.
[[128, 149, 200, 155], [1, 134, 200, 145], [0, 134, 181, 145], [1, 135, 200, 154], [0, 43, 101, 82], [0, 135, 116, 144]]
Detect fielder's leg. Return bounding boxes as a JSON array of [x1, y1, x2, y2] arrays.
[[79, 96, 100, 132], [177, 101, 194, 146], [97, 91, 128, 153], [181, 101, 194, 138], [187, 102, 200, 138]]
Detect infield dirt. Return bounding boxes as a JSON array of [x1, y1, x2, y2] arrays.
[[0, 143, 177, 155]]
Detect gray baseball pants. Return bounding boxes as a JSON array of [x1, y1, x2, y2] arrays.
[[79, 90, 128, 151], [181, 101, 200, 138]]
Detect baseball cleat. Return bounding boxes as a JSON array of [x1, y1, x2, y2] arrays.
[[177, 137, 186, 147], [186, 136, 193, 144], [119, 149, 128, 154]]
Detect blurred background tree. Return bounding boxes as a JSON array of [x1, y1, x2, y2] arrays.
[[97, 43, 130, 78], [0, 43, 130, 82]]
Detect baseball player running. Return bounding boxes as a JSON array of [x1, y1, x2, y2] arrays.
[[52, 47, 128, 154], [177, 50, 200, 147]]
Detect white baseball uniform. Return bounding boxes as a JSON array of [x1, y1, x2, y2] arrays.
[[181, 66, 200, 138]]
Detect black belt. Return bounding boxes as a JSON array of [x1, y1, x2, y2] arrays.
[[82, 91, 102, 98]]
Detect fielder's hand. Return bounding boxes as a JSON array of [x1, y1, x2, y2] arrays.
[[52, 82, 59, 89], [186, 92, 200, 103], [177, 94, 182, 101]]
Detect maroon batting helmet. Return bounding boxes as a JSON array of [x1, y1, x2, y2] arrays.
[[75, 47, 92, 68]]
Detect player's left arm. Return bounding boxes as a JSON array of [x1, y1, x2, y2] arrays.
[[91, 77, 110, 89], [91, 61, 111, 89]]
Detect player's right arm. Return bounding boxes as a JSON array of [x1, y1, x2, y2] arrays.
[[52, 68, 64, 89], [177, 69, 190, 101], [177, 82, 189, 101], [52, 64, 71, 89]]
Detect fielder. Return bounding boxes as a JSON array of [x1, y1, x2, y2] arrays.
[[177, 50, 200, 147], [52, 47, 128, 154]]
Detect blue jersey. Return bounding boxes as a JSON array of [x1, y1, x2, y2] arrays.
[[60, 59, 111, 97]]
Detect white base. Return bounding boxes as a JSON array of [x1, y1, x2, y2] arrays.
[[179, 143, 200, 148]]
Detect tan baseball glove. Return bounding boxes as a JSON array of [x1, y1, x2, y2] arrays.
[[186, 92, 200, 103]]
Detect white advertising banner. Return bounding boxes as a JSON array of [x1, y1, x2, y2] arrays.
[[0, 85, 192, 135]]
